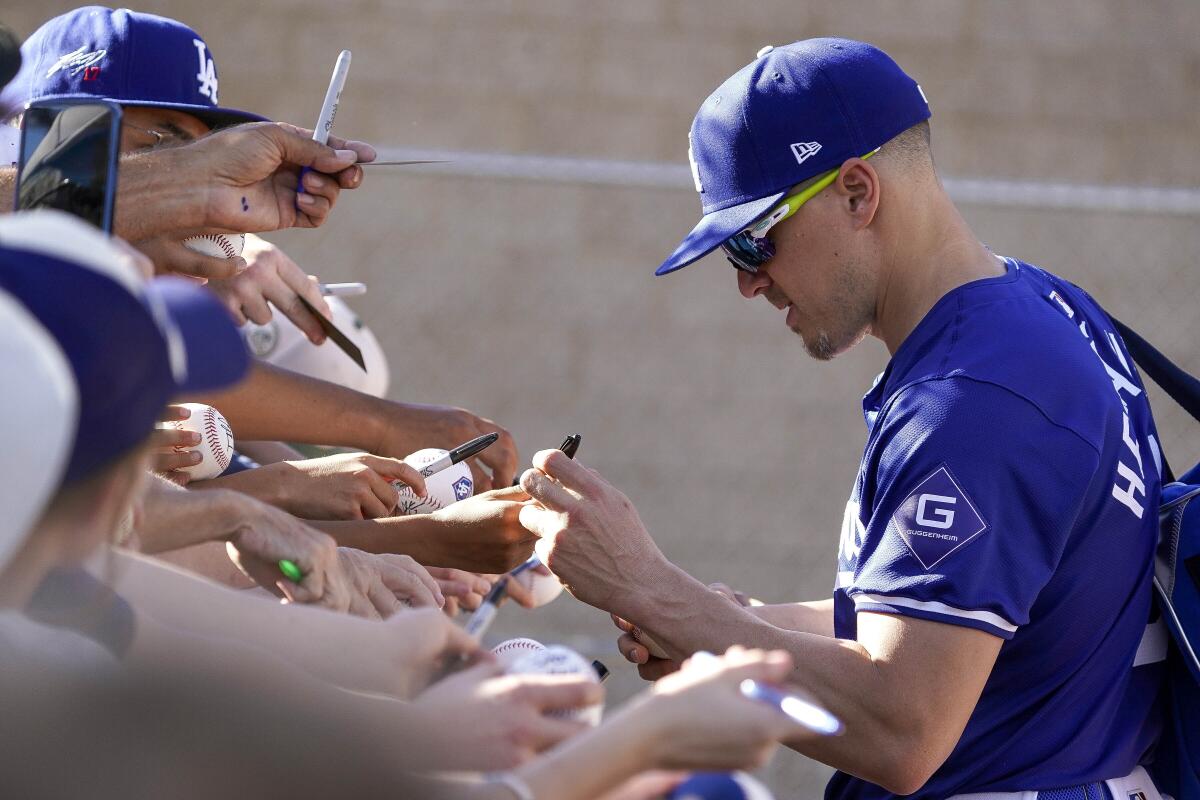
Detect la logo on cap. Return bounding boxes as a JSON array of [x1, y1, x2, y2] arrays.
[[192, 39, 218, 103], [790, 141, 822, 165]]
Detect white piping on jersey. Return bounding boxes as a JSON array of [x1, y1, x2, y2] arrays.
[[1133, 618, 1168, 667], [852, 592, 1018, 633]]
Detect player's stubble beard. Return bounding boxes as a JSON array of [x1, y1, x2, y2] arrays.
[[779, 253, 874, 362]]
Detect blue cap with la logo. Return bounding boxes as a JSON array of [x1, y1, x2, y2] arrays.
[[0, 6, 266, 128], [657, 38, 930, 276]]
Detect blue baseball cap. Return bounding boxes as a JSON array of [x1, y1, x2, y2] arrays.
[[0, 211, 250, 483], [656, 38, 930, 276], [0, 6, 266, 129]]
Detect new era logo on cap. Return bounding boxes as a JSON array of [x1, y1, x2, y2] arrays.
[[790, 141, 822, 165], [890, 465, 988, 570]]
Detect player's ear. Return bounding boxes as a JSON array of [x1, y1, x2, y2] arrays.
[[836, 159, 880, 230]]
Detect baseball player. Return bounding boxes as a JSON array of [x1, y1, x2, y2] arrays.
[[518, 39, 1166, 799]]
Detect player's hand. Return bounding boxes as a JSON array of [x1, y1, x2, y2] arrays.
[[425, 486, 537, 573], [185, 122, 375, 233], [413, 659, 602, 770], [224, 498, 351, 612], [519, 450, 671, 614], [262, 452, 427, 520], [133, 235, 245, 281], [337, 548, 444, 618], [207, 234, 332, 343], [626, 647, 810, 770], [149, 404, 202, 485], [371, 402, 518, 492], [424, 567, 491, 616]]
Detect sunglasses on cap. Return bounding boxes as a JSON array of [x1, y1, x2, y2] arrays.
[[722, 149, 878, 274]]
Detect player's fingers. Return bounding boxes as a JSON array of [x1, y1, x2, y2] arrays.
[[617, 632, 650, 664], [517, 505, 562, 541], [530, 449, 605, 497], [611, 613, 635, 633], [520, 468, 577, 512]]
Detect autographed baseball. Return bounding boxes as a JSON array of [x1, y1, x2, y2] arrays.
[[513, 565, 565, 607], [393, 448, 474, 515], [182, 233, 245, 260], [159, 403, 234, 480], [490, 637, 546, 669], [507, 644, 603, 727]]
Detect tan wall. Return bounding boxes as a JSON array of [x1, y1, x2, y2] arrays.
[[7, 2, 1200, 795]]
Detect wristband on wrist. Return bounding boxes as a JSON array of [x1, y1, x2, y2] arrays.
[[485, 772, 535, 800]]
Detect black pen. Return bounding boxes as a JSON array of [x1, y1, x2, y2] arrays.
[[420, 433, 499, 478], [513, 433, 581, 487]]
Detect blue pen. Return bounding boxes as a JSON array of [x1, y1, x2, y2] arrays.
[[690, 651, 843, 736]]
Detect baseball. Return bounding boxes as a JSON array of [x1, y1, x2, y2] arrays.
[[490, 637, 546, 669], [507, 644, 603, 727], [513, 565, 565, 607], [393, 448, 474, 515], [182, 233, 245, 260], [158, 402, 235, 480]]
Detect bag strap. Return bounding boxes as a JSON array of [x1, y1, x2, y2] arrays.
[[1111, 317, 1200, 425]]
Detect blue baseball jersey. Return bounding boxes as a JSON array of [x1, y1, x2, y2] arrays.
[[825, 259, 1165, 799]]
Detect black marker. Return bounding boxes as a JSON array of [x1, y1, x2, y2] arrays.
[[420, 433, 499, 478], [513, 433, 581, 486]]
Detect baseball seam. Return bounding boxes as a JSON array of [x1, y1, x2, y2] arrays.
[[197, 234, 238, 259], [203, 409, 231, 472], [492, 640, 544, 657]]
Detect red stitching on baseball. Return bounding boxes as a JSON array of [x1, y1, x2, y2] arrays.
[[199, 234, 237, 259], [202, 409, 231, 472]]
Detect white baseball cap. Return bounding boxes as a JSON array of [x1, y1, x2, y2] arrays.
[[0, 288, 78, 572], [242, 296, 390, 397]]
